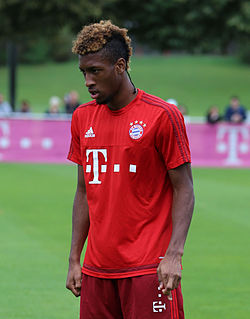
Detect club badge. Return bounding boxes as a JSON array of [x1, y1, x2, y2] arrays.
[[129, 120, 146, 140]]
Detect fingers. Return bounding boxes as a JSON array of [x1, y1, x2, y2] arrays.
[[158, 269, 181, 298], [66, 273, 82, 297], [162, 275, 173, 296], [66, 279, 81, 297]]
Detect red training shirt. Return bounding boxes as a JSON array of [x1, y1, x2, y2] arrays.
[[68, 89, 191, 279]]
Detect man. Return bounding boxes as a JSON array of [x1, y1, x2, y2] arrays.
[[65, 90, 81, 114], [66, 20, 194, 319], [224, 96, 247, 123], [0, 93, 12, 115]]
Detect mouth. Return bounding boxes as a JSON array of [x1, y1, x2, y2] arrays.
[[88, 89, 100, 100]]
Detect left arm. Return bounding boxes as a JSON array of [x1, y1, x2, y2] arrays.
[[157, 162, 194, 296]]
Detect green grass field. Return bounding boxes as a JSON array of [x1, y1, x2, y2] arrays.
[[0, 163, 249, 318], [1, 55, 250, 115]]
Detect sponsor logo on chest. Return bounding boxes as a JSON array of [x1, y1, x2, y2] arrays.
[[129, 120, 147, 140], [85, 149, 137, 184], [84, 127, 95, 138]]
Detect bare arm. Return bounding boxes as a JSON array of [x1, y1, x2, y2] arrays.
[[157, 163, 194, 296], [66, 165, 90, 297]]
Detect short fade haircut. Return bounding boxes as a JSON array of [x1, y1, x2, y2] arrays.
[[231, 96, 239, 100], [72, 20, 132, 70]]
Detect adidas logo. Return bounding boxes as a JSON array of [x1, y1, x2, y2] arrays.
[[85, 127, 95, 138]]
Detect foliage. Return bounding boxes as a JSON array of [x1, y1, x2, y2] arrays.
[[238, 40, 250, 64], [0, 0, 250, 61], [0, 0, 114, 39], [0, 42, 6, 65], [49, 27, 74, 63], [109, 0, 250, 53], [0, 0, 116, 64], [19, 37, 50, 64]]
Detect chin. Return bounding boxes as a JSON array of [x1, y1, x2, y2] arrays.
[[96, 98, 104, 105], [96, 96, 111, 105]]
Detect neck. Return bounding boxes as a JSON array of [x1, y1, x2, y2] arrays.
[[107, 75, 137, 111]]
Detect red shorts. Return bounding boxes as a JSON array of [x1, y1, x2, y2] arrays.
[[80, 273, 184, 319]]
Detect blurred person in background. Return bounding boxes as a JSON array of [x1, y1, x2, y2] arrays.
[[166, 98, 188, 116], [65, 90, 81, 114], [46, 96, 61, 115], [0, 93, 12, 115], [178, 104, 188, 116], [166, 98, 178, 107], [207, 106, 222, 124], [224, 96, 246, 123], [19, 100, 31, 113]]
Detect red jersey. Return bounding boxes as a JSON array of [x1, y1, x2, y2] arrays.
[[68, 89, 191, 279]]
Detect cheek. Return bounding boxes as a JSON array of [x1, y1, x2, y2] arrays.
[[101, 74, 118, 90]]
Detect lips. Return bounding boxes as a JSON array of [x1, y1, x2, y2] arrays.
[[88, 89, 99, 100]]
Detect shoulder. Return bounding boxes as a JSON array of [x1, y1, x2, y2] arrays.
[[140, 91, 182, 122], [74, 100, 96, 115], [71, 100, 96, 127]]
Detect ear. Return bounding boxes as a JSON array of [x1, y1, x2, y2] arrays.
[[115, 58, 126, 74]]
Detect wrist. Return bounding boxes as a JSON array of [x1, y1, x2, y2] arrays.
[[165, 248, 183, 259], [69, 254, 81, 264]]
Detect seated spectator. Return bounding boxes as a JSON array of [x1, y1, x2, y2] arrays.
[[46, 96, 61, 115], [207, 106, 222, 124], [65, 90, 81, 114], [224, 96, 247, 123], [166, 99, 190, 122], [178, 104, 188, 116], [19, 100, 31, 113], [0, 93, 12, 115], [166, 98, 178, 107]]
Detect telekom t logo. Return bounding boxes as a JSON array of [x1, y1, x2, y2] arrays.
[[86, 149, 136, 184], [86, 149, 107, 184], [216, 126, 249, 165]]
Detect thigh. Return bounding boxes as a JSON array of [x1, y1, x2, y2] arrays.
[[118, 274, 184, 319], [80, 274, 123, 319]]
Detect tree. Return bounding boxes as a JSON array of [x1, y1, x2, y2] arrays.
[[0, 0, 116, 109], [109, 0, 250, 54]]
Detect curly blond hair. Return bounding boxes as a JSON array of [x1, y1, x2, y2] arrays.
[[72, 20, 132, 69]]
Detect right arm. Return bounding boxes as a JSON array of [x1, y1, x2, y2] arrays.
[[66, 164, 90, 297]]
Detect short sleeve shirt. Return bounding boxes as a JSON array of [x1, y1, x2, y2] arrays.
[[68, 89, 191, 278]]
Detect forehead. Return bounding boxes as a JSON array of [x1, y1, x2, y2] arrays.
[[79, 51, 112, 69]]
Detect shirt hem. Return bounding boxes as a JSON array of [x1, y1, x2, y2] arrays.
[[166, 157, 191, 170]]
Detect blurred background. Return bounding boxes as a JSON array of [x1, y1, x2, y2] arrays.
[[0, 1, 250, 318]]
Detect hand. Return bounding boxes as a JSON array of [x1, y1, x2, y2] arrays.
[[231, 114, 242, 123], [66, 262, 82, 297], [157, 254, 182, 298]]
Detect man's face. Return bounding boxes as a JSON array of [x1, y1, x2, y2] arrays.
[[230, 98, 240, 109], [79, 52, 123, 105]]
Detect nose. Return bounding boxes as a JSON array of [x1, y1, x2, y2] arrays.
[[85, 73, 95, 87]]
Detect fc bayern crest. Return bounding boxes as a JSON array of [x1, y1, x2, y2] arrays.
[[129, 121, 146, 140]]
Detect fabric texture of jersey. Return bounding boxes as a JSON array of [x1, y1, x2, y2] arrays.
[[68, 89, 191, 279]]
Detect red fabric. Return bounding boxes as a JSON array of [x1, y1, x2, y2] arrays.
[[80, 274, 184, 319], [68, 89, 191, 279]]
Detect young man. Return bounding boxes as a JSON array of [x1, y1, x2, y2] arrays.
[[224, 96, 247, 123], [66, 20, 194, 319]]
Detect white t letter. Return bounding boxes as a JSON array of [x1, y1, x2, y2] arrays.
[[86, 149, 107, 184]]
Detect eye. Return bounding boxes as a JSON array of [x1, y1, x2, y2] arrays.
[[79, 69, 86, 76], [92, 68, 100, 74]]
